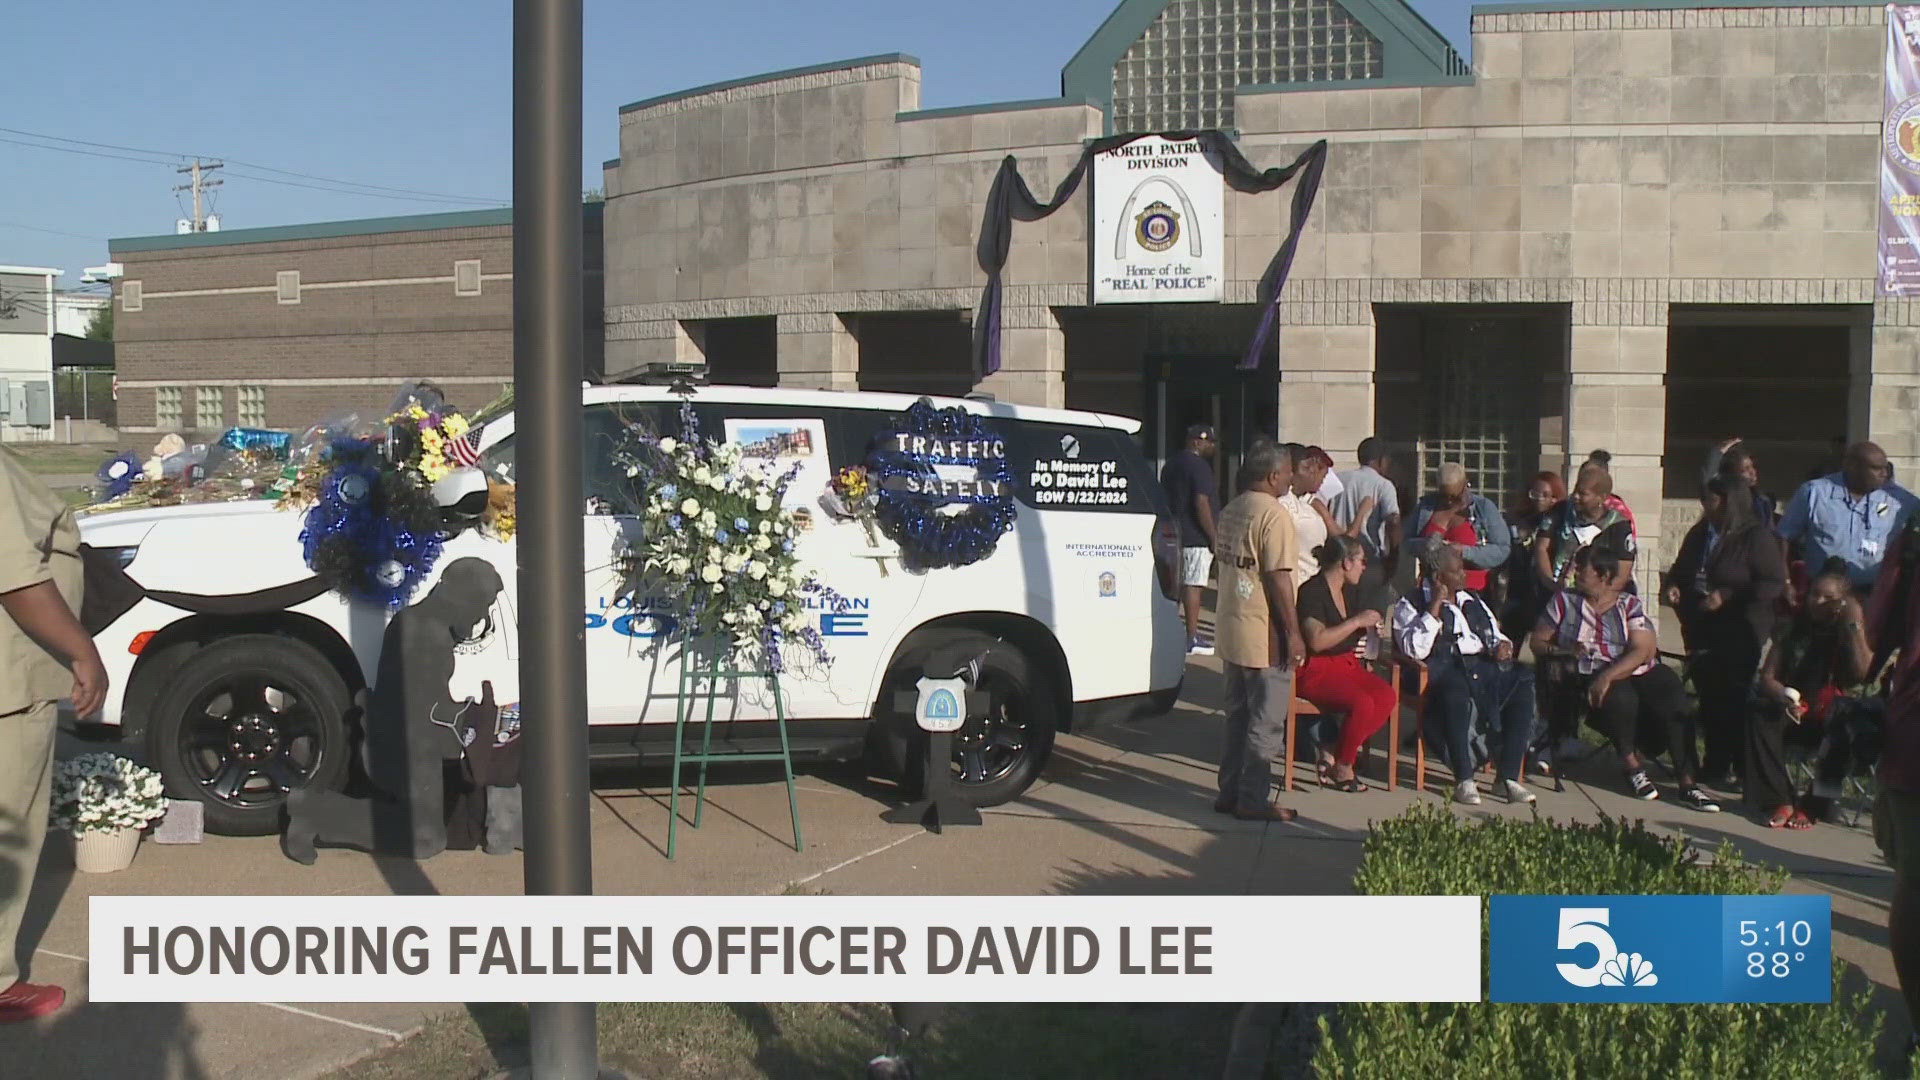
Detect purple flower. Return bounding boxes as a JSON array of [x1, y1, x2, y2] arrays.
[[668, 514, 683, 529], [715, 529, 730, 544]]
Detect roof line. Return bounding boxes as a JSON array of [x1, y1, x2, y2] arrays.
[[110, 203, 603, 253], [1472, 0, 1865, 10], [897, 96, 1101, 122], [0, 265, 62, 276], [617, 53, 920, 116]]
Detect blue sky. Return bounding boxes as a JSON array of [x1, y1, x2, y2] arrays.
[[3, 0, 1472, 287]]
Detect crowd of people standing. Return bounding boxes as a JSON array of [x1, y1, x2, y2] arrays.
[[1164, 430, 1920, 829]]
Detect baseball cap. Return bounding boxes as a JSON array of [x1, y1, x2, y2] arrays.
[[1185, 423, 1216, 442]]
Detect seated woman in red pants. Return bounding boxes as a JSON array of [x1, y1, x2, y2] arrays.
[[1294, 534, 1397, 791]]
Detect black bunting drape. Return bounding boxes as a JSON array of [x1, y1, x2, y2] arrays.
[[971, 131, 1329, 377]]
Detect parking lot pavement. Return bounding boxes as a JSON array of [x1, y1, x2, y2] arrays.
[[6, 655, 1906, 1078]]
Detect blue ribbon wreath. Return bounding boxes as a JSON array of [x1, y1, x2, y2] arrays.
[[865, 399, 1017, 571], [298, 437, 445, 608]]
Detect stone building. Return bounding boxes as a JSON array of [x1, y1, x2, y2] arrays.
[[110, 0, 1915, 581], [601, 0, 1903, 585]]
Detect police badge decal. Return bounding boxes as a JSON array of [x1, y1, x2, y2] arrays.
[[1134, 200, 1180, 253]]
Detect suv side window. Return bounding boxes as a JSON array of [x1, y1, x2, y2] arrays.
[[476, 402, 673, 515]]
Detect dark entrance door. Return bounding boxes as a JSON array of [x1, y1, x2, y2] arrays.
[[1147, 355, 1278, 496]]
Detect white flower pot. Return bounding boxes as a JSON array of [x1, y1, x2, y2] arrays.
[[73, 825, 142, 873]]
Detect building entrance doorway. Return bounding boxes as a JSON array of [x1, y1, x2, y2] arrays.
[[1147, 355, 1278, 496]]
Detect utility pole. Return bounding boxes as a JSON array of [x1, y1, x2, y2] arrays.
[[513, 1, 598, 1077], [173, 158, 224, 231]]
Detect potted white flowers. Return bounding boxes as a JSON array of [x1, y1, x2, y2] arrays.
[[51, 753, 169, 873]]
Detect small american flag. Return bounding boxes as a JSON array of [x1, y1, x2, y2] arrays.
[[449, 427, 484, 467]]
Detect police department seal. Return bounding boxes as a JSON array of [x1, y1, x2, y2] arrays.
[[1134, 200, 1180, 253]]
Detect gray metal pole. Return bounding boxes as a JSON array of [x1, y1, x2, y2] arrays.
[[513, 1, 596, 1076]]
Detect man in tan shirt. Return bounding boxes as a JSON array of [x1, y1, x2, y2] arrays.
[[0, 447, 107, 1022], [1212, 444, 1305, 821]]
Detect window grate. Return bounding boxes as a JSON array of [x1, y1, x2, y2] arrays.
[[122, 280, 143, 312], [276, 270, 301, 305], [1110, 0, 1382, 133], [195, 386, 224, 430], [1414, 317, 1539, 505], [154, 386, 182, 429], [236, 385, 267, 428]]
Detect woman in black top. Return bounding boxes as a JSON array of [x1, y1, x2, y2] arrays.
[[1665, 475, 1787, 789], [1294, 535, 1396, 791], [1748, 559, 1872, 828]]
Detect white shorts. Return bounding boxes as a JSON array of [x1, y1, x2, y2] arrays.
[[1181, 546, 1214, 587]]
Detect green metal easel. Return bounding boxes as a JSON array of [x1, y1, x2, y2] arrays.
[[666, 633, 803, 860]]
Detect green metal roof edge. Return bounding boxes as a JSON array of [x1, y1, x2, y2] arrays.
[[1061, 0, 1470, 136], [897, 96, 1102, 122], [618, 53, 921, 115], [111, 202, 602, 253], [1473, 0, 1867, 10]]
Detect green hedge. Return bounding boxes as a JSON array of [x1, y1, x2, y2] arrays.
[[1310, 803, 1884, 1079]]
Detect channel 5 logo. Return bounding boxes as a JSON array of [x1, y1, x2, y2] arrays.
[[1489, 895, 1830, 1004]]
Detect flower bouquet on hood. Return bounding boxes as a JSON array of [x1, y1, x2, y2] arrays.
[[821, 465, 890, 576], [614, 399, 843, 674]]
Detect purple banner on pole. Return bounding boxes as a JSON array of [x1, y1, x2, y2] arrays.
[[1882, 7, 1920, 294]]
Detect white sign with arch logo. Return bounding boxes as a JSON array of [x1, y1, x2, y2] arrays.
[[914, 675, 968, 733], [1091, 136, 1225, 304]]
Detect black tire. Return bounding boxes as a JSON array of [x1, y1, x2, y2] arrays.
[[875, 628, 1059, 807], [145, 634, 353, 836]]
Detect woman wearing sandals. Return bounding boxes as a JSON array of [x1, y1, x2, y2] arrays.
[[1749, 559, 1872, 830], [1294, 535, 1397, 792]]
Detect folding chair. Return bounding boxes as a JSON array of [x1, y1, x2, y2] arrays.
[[1282, 660, 1403, 792], [665, 634, 803, 860], [1395, 655, 1553, 796]]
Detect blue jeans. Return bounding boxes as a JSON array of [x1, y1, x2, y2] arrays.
[[1426, 656, 1535, 783]]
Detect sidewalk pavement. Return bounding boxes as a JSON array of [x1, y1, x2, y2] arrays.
[[4, 655, 1908, 1079]]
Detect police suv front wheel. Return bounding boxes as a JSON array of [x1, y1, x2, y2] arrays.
[[875, 629, 1058, 807]]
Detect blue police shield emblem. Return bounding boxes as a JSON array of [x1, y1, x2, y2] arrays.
[[915, 675, 968, 733]]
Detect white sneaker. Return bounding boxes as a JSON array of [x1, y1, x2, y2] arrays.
[[1499, 778, 1537, 805], [1188, 636, 1214, 657], [1453, 779, 1482, 805]]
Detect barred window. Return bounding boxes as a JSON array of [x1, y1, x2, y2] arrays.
[[195, 386, 224, 430], [1110, 0, 1384, 133], [236, 386, 267, 428], [155, 387, 183, 429]]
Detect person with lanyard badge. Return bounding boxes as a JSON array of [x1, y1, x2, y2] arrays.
[[1159, 423, 1220, 655], [0, 446, 108, 1022], [1780, 440, 1920, 596], [1391, 538, 1538, 806], [1536, 467, 1637, 595], [1210, 444, 1306, 822], [1410, 462, 1512, 596], [1665, 475, 1787, 792], [1532, 546, 1720, 810]]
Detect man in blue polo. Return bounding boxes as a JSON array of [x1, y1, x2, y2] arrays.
[[1781, 441, 1920, 594]]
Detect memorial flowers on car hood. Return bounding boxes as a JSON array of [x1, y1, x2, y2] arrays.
[[614, 400, 838, 673], [821, 464, 890, 576], [50, 753, 168, 835]]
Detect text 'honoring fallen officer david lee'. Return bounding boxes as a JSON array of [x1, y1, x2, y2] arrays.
[[123, 924, 1214, 977]]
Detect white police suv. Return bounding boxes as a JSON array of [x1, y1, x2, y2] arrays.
[[76, 384, 1188, 834]]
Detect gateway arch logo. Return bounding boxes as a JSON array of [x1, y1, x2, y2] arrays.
[[1116, 175, 1203, 259]]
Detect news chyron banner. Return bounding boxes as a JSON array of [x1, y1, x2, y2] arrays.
[[91, 895, 1479, 1003], [1885, 5, 1920, 293]]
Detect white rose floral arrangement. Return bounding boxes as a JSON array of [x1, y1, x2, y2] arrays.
[[50, 753, 169, 835], [612, 398, 846, 674]]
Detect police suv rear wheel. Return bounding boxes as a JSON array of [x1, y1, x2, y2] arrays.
[[876, 629, 1057, 807]]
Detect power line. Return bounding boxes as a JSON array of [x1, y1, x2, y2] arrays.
[[0, 123, 507, 205], [0, 220, 104, 241]]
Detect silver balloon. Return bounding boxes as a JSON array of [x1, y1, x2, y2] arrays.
[[338, 473, 372, 505], [373, 561, 406, 589]]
